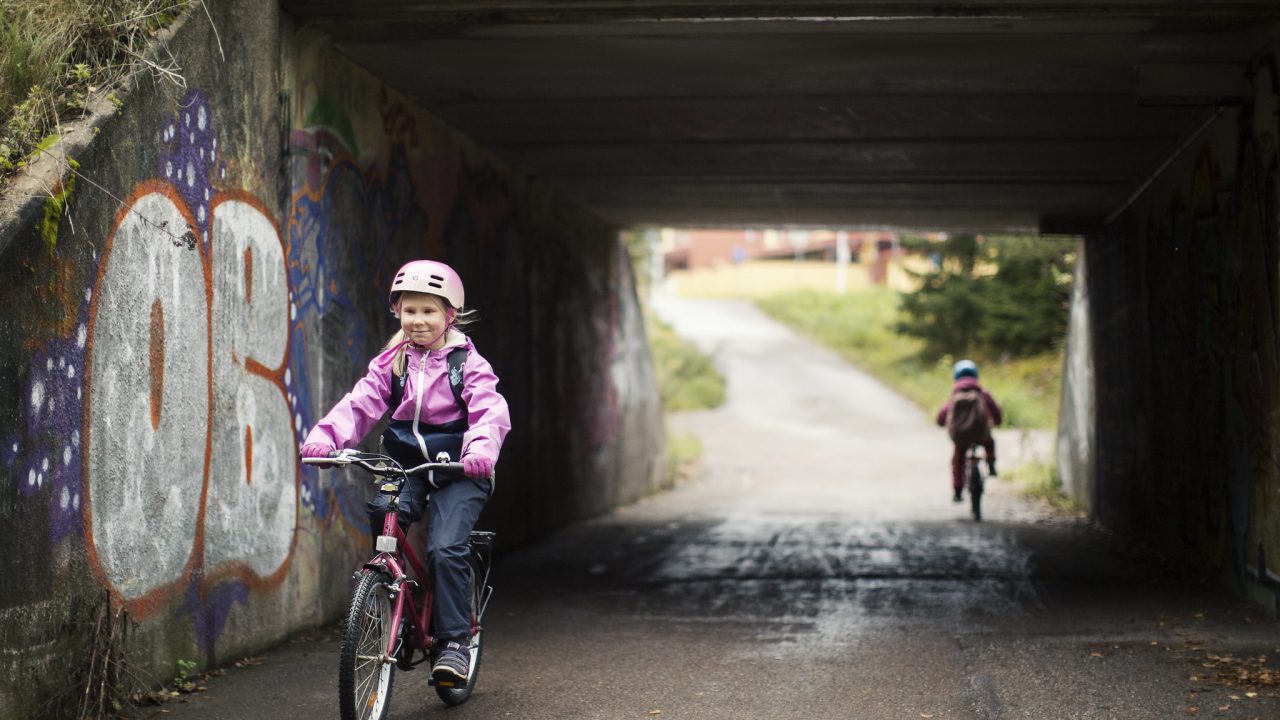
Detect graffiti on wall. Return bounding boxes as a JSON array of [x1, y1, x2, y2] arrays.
[[4, 289, 92, 546], [83, 92, 301, 626], [1125, 56, 1280, 598], [1240, 58, 1280, 595], [285, 82, 541, 529], [0, 91, 301, 653]]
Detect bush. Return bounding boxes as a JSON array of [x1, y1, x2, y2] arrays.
[[898, 234, 1073, 361]]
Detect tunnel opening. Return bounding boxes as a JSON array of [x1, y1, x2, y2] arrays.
[[275, 1, 1280, 603]]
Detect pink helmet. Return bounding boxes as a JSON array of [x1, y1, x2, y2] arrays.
[[388, 260, 465, 310]]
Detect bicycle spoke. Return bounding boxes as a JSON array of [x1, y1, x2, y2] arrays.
[[355, 669, 380, 715]]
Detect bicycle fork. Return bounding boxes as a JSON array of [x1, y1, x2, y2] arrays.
[[360, 554, 426, 665]]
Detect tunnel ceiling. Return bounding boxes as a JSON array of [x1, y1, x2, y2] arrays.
[[279, 1, 1280, 232]]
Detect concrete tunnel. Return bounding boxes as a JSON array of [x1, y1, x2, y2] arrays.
[[2, 1, 1280, 716]]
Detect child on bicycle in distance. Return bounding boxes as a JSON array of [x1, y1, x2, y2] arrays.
[[936, 359, 1002, 503], [299, 259, 510, 684]]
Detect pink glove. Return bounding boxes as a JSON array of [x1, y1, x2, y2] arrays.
[[461, 453, 494, 479], [301, 442, 336, 468]]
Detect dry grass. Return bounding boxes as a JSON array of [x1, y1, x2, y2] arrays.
[[0, 0, 187, 178]]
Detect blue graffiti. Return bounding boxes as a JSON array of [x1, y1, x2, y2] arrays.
[[10, 286, 92, 545], [287, 129, 429, 528]]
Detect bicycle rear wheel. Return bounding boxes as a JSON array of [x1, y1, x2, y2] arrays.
[[435, 557, 485, 706], [340, 571, 396, 720], [968, 463, 984, 522]]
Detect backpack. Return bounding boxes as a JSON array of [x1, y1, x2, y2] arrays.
[[388, 347, 468, 412], [946, 387, 990, 446]]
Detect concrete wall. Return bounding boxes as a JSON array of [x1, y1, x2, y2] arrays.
[[1056, 242, 1095, 513], [0, 3, 662, 717], [1078, 49, 1280, 610]]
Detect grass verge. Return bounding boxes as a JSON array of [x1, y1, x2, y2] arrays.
[[1005, 458, 1078, 512], [756, 288, 1062, 429], [647, 311, 726, 412], [0, 0, 186, 179], [645, 310, 726, 486]]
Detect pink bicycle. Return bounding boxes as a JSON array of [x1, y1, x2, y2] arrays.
[[304, 449, 494, 718]]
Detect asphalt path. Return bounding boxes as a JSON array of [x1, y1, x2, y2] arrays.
[[148, 295, 1280, 720]]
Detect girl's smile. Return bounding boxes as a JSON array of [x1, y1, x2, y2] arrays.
[[396, 292, 451, 350]]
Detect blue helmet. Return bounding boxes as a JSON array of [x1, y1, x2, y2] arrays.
[[953, 359, 978, 380]]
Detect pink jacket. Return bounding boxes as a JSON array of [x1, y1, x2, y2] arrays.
[[304, 329, 511, 464]]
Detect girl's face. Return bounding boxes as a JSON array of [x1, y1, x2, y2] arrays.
[[396, 292, 452, 350]]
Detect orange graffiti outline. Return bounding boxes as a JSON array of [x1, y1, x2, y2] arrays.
[[83, 183, 301, 619], [200, 189, 300, 595], [82, 180, 208, 620]]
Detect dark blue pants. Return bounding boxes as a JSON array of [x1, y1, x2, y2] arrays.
[[368, 476, 489, 641]]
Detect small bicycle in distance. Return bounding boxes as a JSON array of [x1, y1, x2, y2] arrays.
[[963, 444, 987, 522], [303, 449, 495, 719]]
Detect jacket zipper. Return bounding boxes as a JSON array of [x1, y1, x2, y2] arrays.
[[411, 353, 432, 460]]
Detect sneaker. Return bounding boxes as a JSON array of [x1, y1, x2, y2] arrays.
[[432, 639, 470, 682], [987, 460, 998, 477], [953, 489, 963, 503]]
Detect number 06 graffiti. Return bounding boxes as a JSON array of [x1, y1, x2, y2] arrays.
[[84, 183, 296, 607]]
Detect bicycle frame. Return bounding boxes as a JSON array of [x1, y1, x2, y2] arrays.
[[310, 449, 492, 713], [362, 476, 484, 665], [364, 505, 434, 662], [965, 444, 985, 466]]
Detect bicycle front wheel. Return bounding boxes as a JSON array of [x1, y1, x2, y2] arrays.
[[340, 571, 396, 720], [435, 559, 485, 706]]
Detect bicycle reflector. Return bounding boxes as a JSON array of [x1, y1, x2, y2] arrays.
[[376, 535, 398, 553]]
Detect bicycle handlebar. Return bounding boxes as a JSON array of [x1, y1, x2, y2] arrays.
[[302, 449, 469, 481]]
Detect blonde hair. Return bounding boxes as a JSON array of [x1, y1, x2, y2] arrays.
[[384, 292, 478, 377]]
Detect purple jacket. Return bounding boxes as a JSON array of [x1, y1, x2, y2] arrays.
[[304, 329, 511, 465], [934, 377, 1002, 427]]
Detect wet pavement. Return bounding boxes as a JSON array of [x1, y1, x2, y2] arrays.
[[145, 296, 1280, 719]]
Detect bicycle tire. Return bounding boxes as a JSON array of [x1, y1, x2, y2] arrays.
[[340, 571, 396, 720], [969, 463, 984, 522], [435, 558, 485, 706]]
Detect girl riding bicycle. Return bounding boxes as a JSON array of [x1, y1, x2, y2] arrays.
[[935, 359, 1002, 503], [300, 259, 510, 685]]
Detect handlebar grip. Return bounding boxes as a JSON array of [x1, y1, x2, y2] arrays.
[[302, 450, 345, 466]]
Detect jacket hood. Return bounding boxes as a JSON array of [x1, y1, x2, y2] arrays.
[[954, 376, 982, 390]]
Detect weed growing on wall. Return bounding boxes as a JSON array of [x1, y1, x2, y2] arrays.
[[34, 591, 135, 720], [0, 0, 187, 181]]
